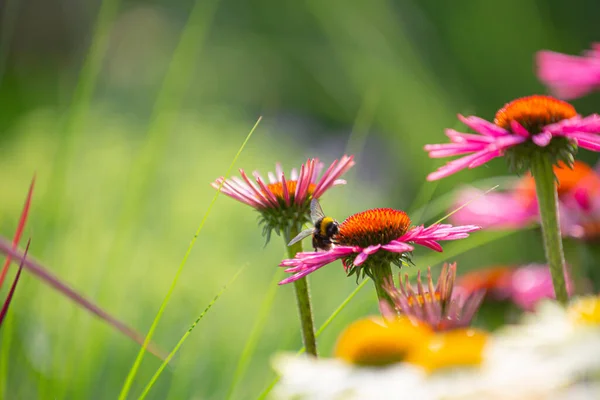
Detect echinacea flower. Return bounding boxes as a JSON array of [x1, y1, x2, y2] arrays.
[[537, 44, 600, 100], [456, 264, 575, 313], [425, 95, 600, 179], [212, 155, 354, 242], [279, 207, 479, 285], [382, 263, 485, 331], [450, 160, 600, 240]]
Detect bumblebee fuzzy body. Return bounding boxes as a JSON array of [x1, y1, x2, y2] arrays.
[[288, 199, 339, 251], [312, 216, 339, 251]]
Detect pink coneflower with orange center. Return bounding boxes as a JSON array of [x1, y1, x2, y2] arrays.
[[450, 160, 600, 240], [280, 207, 479, 305], [537, 44, 600, 100], [382, 263, 485, 331], [280, 209, 478, 284], [425, 95, 600, 305], [212, 155, 354, 242], [455, 264, 575, 313], [425, 95, 600, 180]]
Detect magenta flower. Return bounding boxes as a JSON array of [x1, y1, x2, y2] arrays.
[[212, 155, 354, 241], [509, 264, 574, 311], [425, 95, 600, 180], [455, 264, 574, 312], [279, 207, 480, 284], [537, 44, 600, 100], [381, 263, 485, 331], [450, 160, 600, 240]]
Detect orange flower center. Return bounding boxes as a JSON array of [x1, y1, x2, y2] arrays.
[[334, 316, 433, 366], [406, 291, 442, 307], [494, 95, 577, 132], [265, 181, 316, 201], [568, 296, 600, 326], [405, 328, 489, 372], [515, 161, 600, 207], [336, 208, 411, 248]]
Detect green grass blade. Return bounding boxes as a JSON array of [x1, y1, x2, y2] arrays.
[[137, 265, 247, 400], [225, 268, 282, 400], [117, 116, 261, 400], [46, 0, 122, 224]]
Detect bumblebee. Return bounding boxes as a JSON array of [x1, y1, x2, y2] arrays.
[[288, 199, 339, 251]]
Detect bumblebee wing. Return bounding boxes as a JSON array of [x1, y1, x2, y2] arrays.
[[310, 199, 326, 224], [288, 228, 314, 246]]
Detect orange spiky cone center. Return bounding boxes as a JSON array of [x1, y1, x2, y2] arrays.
[[265, 181, 316, 201], [494, 95, 577, 132], [336, 208, 411, 248]]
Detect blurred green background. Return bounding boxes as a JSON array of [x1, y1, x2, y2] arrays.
[[1, 0, 599, 398]]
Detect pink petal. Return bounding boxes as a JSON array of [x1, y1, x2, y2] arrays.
[[381, 241, 414, 253], [458, 115, 510, 137], [446, 129, 496, 144], [354, 245, 381, 266], [468, 149, 502, 169], [532, 131, 553, 147], [510, 120, 530, 138], [313, 155, 355, 198], [450, 187, 537, 229], [426, 150, 493, 181], [536, 49, 600, 100]]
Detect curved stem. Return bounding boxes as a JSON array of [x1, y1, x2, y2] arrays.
[[286, 227, 318, 357], [530, 153, 569, 304], [370, 262, 394, 309]]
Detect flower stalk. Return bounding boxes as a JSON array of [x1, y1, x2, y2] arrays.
[[286, 227, 318, 357], [370, 262, 395, 309], [530, 152, 569, 304]]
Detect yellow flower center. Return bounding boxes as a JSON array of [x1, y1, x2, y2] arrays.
[[405, 328, 488, 372], [335, 208, 412, 248], [265, 181, 316, 201], [334, 316, 433, 367], [568, 296, 600, 326], [494, 95, 577, 132]]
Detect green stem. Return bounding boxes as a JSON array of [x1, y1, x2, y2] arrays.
[[530, 153, 569, 304], [369, 262, 394, 309], [286, 227, 318, 357]]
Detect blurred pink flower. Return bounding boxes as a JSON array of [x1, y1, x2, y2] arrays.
[[212, 155, 354, 241], [381, 263, 485, 331], [537, 44, 600, 100], [425, 95, 600, 180], [450, 160, 600, 240], [279, 207, 479, 284], [455, 264, 574, 311]]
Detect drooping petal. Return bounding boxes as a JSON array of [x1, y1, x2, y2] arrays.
[[353, 245, 381, 266]]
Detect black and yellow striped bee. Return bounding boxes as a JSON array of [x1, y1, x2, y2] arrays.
[[288, 199, 339, 251]]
